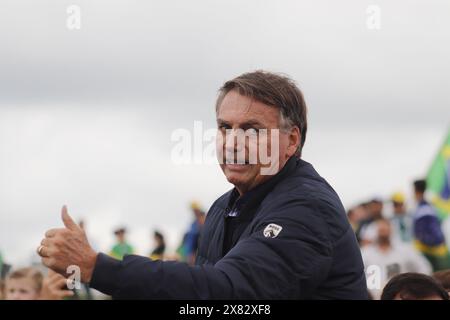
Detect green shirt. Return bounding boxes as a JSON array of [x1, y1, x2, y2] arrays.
[[109, 243, 134, 260]]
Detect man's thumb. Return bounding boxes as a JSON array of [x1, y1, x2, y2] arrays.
[[61, 205, 78, 230]]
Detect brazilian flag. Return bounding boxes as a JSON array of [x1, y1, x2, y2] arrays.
[[427, 128, 450, 221]]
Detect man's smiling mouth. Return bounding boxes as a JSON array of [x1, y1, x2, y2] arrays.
[[224, 159, 250, 165]]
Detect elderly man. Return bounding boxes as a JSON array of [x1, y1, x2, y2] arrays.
[[37, 71, 367, 299]]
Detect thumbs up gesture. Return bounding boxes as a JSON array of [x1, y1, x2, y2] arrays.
[[38, 206, 98, 283]]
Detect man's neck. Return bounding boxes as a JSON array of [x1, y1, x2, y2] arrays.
[[416, 194, 425, 203]]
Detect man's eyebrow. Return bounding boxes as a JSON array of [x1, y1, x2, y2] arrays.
[[216, 118, 229, 125], [216, 118, 265, 127], [241, 120, 264, 127]]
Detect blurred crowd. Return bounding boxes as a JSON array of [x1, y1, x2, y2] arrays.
[[1, 179, 450, 300], [349, 178, 450, 299]]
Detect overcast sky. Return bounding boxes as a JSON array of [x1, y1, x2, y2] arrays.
[[1, 0, 449, 265]]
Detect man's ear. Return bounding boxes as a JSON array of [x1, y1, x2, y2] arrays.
[[286, 126, 301, 157]]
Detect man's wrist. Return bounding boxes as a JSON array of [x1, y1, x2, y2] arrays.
[[88, 253, 122, 296], [82, 250, 99, 283]]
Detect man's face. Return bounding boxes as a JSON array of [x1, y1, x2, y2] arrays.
[[393, 202, 405, 214], [354, 206, 368, 221], [116, 232, 125, 243], [216, 90, 299, 194], [377, 220, 391, 244], [5, 278, 40, 300], [369, 201, 383, 219], [414, 190, 423, 202]]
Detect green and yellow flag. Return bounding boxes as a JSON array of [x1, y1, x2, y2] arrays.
[[427, 128, 450, 220]]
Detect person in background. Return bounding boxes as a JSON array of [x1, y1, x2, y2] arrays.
[[150, 230, 166, 261], [109, 227, 134, 260], [3, 267, 73, 300], [361, 219, 432, 299], [433, 269, 450, 294], [390, 192, 413, 243], [175, 232, 189, 262], [39, 269, 76, 300], [3, 267, 42, 300], [347, 204, 368, 234], [0, 251, 3, 278], [358, 198, 384, 246], [381, 272, 449, 300], [178, 201, 206, 265], [0, 251, 10, 280], [413, 179, 450, 271]]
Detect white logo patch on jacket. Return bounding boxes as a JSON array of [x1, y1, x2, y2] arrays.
[[263, 223, 283, 238]]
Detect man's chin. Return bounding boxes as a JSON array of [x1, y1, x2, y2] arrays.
[[224, 163, 252, 172], [223, 166, 251, 185]]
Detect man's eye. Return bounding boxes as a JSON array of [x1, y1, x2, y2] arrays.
[[246, 128, 259, 135]]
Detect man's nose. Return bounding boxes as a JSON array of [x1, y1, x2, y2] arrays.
[[225, 130, 245, 153]]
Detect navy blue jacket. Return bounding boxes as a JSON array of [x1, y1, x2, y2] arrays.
[[90, 157, 368, 299]]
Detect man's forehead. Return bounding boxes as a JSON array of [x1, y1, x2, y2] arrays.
[[217, 91, 278, 123]]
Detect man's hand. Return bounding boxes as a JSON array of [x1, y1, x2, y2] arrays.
[[38, 206, 98, 283], [39, 269, 75, 300]]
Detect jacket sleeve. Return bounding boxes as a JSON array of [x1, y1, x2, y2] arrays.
[[89, 201, 334, 299]]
